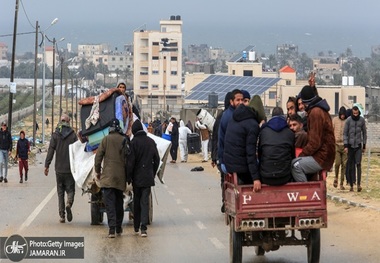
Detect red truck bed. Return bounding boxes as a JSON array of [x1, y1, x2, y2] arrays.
[[224, 173, 328, 232]]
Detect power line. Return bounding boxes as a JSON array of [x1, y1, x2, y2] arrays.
[[0, 31, 35, 38], [20, 0, 35, 29]]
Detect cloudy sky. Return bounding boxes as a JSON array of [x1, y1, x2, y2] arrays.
[[1, 0, 380, 57]]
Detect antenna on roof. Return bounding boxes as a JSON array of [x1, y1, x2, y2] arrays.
[[133, 24, 146, 32]]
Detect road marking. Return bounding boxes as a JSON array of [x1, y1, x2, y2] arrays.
[[168, 191, 175, 196], [209, 237, 225, 249], [176, 199, 183, 204], [183, 208, 193, 215], [19, 187, 56, 231], [195, 221, 207, 230]]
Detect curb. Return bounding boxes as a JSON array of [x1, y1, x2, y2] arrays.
[[327, 193, 380, 212]]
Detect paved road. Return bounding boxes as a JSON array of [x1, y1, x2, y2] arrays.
[[0, 152, 379, 263]]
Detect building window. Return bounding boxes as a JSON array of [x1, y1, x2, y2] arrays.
[[152, 70, 159, 74], [170, 85, 177, 90], [152, 85, 159, 89], [348, 95, 357, 103], [171, 71, 177, 75], [269, 91, 276, 99], [171, 57, 177, 61], [243, 70, 253, 76], [152, 56, 159, 60], [232, 70, 235, 75], [286, 80, 291, 85], [152, 42, 159, 46], [140, 86, 148, 89], [112, 57, 116, 61], [120, 57, 123, 61]]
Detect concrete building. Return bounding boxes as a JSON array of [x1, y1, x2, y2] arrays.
[[188, 44, 210, 62], [313, 58, 342, 83], [0, 42, 8, 60], [133, 15, 183, 121]]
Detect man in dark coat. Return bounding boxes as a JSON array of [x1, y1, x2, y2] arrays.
[[127, 121, 160, 237], [169, 117, 179, 163], [0, 121, 12, 183], [44, 114, 78, 223], [291, 85, 335, 182], [95, 118, 127, 238], [258, 107, 295, 185], [211, 92, 231, 213], [218, 89, 243, 173], [224, 104, 261, 191]]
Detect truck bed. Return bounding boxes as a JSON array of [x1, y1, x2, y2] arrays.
[[224, 173, 328, 231]]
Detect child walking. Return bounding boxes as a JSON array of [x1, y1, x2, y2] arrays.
[[16, 131, 30, 183]]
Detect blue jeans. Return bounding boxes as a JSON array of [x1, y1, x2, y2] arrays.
[[291, 156, 322, 182], [0, 149, 9, 179]]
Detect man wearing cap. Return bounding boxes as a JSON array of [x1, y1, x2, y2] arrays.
[[241, 89, 251, 106], [0, 121, 12, 183], [44, 114, 78, 223], [291, 85, 335, 182], [95, 118, 127, 238], [343, 106, 367, 192]]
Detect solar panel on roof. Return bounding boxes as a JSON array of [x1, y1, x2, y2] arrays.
[[185, 75, 280, 102]]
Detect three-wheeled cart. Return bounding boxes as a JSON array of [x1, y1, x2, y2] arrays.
[[224, 171, 327, 263]]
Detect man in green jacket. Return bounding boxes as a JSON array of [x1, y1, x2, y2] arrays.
[[95, 119, 127, 238], [45, 114, 78, 223]]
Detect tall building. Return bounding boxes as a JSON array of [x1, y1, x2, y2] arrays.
[[188, 44, 210, 62], [133, 15, 183, 121]]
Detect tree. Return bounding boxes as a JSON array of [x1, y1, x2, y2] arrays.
[[0, 66, 10, 78]]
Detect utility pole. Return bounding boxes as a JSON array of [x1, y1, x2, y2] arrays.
[[8, 0, 20, 133], [33, 21, 38, 146], [51, 37, 56, 133]]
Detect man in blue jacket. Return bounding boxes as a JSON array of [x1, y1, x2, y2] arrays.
[[218, 89, 243, 174]]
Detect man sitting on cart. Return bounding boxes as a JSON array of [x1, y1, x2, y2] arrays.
[[291, 85, 335, 182]]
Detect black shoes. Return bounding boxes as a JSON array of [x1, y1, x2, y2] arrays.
[[140, 230, 147, 237], [66, 205, 73, 222], [19, 178, 23, 183], [116, 227, 123, 236], [25, 174, 28, 181], [0, 176, 2, 182], [59, 217, 65, 223], [4, 178, 7, 183]]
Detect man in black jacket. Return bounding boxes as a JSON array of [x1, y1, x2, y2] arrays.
[[258, 107, 295, 185], [0, 121, 12, 183], [127, 121, 160, 237], [44, 114, 78, 223], [169, 117, 179, 163], [224, 104, 261, 191]]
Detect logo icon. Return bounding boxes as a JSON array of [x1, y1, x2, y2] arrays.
[[4, 234, 28, 262]]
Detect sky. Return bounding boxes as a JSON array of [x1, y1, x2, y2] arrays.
[[1, 0, 380, 58]]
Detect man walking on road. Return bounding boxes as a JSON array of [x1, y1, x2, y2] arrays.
[[0, 121, 12, 183], [44, 114, 78, 223], [333, 106, 348, 190], [95, 118, 127, 238], [127, 121, 160, 237], [344, 106, 367, 192]]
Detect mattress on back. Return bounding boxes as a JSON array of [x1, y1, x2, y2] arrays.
[[80, 92, 118, 136]]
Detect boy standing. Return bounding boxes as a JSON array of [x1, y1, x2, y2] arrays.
[[16, 131, 30, 183]]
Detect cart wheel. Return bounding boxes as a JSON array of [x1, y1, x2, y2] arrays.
[[90, 193, 103, 225], [229, 218, 242, 263], [148, 191, 153, 224], [307, 229, 321, 263], [255, 246, 265, 256]]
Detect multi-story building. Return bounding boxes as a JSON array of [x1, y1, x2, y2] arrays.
[[0, 42, 7, 60], [133, 15, 183, 121], [77, 44, 111, 61], [188, 44, 210, 62], [313, 58, 342, 83]]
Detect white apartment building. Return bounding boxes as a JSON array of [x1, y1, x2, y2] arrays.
[[133, 15, 183, 121]]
